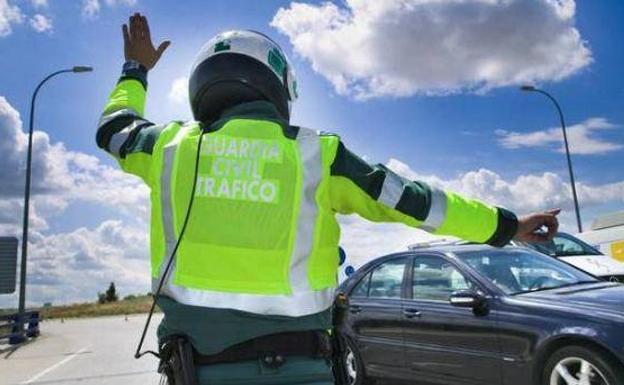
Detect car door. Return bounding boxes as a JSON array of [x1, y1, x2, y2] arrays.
[[347, 257, 407, 371], [402, 254, 503, 384]]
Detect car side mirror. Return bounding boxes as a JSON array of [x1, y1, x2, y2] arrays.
[[449, 290, 481, 308]]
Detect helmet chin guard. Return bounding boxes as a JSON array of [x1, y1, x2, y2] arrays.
[[189, 30, 298, 124]]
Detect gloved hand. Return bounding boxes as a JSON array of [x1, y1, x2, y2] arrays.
[[122, 12, 170, 70], [515, 209, 561, 243]]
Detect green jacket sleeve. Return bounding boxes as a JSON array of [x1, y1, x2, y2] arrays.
[[96, 63, 164, 186], [329, 140, 518, 247]]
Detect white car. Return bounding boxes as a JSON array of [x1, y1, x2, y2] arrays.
[[577, 210, 624, 261], [513, 232, 624, 283]]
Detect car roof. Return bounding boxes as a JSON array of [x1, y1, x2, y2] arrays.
[[410, 243, 497, 254], [389, 243, 526, 257], [356, 244, 534, 271]]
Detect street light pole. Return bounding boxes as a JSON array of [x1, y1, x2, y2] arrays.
[[520, 85, 583, 233], [17, 66, 93, 337]]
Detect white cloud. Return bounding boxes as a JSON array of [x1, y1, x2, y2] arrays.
[[0, 1, 53, 36], [104, 0, 137, 5], [0, 220, 151, 307], [0, 199, 49, 235], [82, 0, 137, 18], [271, 0, 592, 99], [29, 13, 51, 32], [31, 0, 48, 9], [168, 76, 188, 105], [81, 0, 100, 18], [0, 96, 149, 233], [386, 158, 624, 214], [0, 0, 23, 37], [497, 117, 623, 155]]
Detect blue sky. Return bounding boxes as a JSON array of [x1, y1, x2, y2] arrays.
[[0, 0, 623, 305]]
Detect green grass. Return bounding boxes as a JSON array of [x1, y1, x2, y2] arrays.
[[0, 308, 17, 316], [38, 295, 159, 320]]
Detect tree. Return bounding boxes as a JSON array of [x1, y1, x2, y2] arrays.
[[105, 282, 118, 302]]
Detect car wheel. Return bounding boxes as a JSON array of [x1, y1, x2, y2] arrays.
[[342, 337, 372, 385], [543, 345, 624, 385]]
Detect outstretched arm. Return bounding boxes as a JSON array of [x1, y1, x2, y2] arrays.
[[96, 13, 170, 185], [328, 139, 559, 246]]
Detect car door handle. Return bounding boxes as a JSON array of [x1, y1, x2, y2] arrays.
[[402, 308, 421, 318], [349, 305, 362, 314]]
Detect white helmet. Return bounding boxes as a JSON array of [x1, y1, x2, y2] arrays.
[[189, 30, 298, 124]]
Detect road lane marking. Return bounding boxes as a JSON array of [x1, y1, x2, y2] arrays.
[[20, 347, 88, 384]]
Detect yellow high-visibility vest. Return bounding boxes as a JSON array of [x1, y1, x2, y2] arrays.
[[97, 78, 518, 317]]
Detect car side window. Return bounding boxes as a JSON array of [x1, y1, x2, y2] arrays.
[[552, 235, 586, 255], [351, 272, 371, 298], [412, 255, 473, 301], [367, 258, 407, 299]]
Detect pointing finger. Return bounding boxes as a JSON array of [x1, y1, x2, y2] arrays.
[[546, 208, 561, 216]]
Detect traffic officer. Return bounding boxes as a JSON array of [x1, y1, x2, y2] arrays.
[[96, 13, 559, 385]]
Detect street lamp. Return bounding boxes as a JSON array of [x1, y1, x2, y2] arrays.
[[17, 66, 93, 338], [520, 85, 582, 233]]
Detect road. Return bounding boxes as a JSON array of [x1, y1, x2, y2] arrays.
[[1, 315, 162, 385], [0, 315, 423, 385]]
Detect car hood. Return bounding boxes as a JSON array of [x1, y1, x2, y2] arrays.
[[559, 255, 624, 276], [516, 282, 624, 320]]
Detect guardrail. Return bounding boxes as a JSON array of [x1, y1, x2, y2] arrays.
[[0, 311, 40, 345]]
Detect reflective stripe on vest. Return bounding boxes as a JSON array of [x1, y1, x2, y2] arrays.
[[159, 123, 192, 282], [154, 125, 334, 317], [152, 278, 334, 316], [108, 119, 149, 157], [420, 186, 448, 232], [378, 169, 404, 208], [289, 127, 321, 292], [98, 107, 139, 128]]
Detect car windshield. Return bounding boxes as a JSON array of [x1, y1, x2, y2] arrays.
[[457, 248, 599, 295], [524, 233, 602, 257]]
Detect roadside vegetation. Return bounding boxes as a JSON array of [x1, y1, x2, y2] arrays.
[[1, 282, 159, 321], [40, 293, 158, 320]]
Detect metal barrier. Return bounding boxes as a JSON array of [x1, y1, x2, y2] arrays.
[[0, 311, 40, 345]]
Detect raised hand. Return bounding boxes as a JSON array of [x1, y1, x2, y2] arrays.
[[122, 13, 170, 70], [514, 209, 561, 243]]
